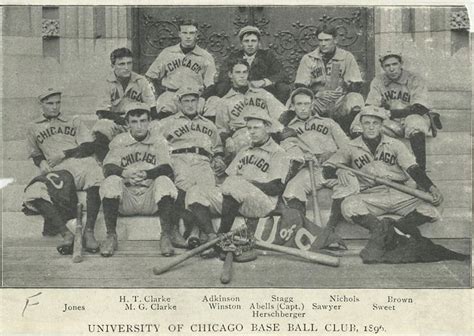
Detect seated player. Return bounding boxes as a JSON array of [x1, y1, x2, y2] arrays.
[[99, 103, 178, 257], [350, 51, 439, 170], [155, 86, 225, 248], [323, 105, 443, 261], [281, 88, 357, 225], [210, 59, 286, 162], [24, 88, 103, 255], [93, 48, 156, 160], [186, 106, 292, 246]]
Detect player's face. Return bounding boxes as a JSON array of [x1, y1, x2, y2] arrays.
[[113, 57, 133, 79], [128, 113, 150, 139], [241, 33, 259, 56], [293, 94, 313, 120], [382, 57, 403, 80], [247, 119, 270, 145], [179, 25, 198, 48], [180, 94, 199, 116], [317, 32, 337, 54], [40, 94, 61, 118], [361, 115, 383, 139], [229, 64, 249, 87]]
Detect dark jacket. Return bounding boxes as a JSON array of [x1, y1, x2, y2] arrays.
[[215, 49, 289, 97]]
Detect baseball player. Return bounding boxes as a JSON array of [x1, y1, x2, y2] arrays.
[[350, 51, 437, 171], [294, 24, 364, 134], [211, 59, 286, 161], [323, 106, 443, 261], [24, 88, 103, 254], [186, 106, 292, 244], [93, 48, 157, 160], [281, 88, 357, 219], [100, 103, 178, 257], [153, 86, 225, 248], [215, 26, 290, 102], [145, 19, 217, 118]]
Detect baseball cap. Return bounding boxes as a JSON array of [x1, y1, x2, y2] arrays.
[[95, 103, 111, 112], [177, 86, 201, 100], [242, 105, 272, 125], [38, 87, 62, 102], [238, 26, 261, 39], [289, 87, 314, 103], [379, 50, 402, 63], [359, 105, 388, 121], [125, 102, 150, 114]]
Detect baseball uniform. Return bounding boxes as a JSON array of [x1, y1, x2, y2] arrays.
[[213, 87, 285, 155], [153, 111, 223, 193], [351, 69, 431, 138], [187, 137, 291, 219], [295, 46, 364, 120], [93, 71, 156, 141], [281, 113, 357, 202], [146, 44, 216, 114], [100, 131, 178, 215], [324, 135, 440, 221], [26, 114, 103, 193]]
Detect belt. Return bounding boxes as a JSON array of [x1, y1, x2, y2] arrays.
[[171, 147, 211, 158]]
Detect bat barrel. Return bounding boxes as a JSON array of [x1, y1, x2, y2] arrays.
[[220, 252, 234, 284], [255, 240, 340, 267]]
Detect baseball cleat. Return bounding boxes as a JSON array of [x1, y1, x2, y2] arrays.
[[100, 233, 118, 257], [56, 231, 75, 255], [83, 229, 100, 253]]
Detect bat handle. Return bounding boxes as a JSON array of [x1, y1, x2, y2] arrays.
[[220, 252, 234, 284], [72, 203, 84, 263]]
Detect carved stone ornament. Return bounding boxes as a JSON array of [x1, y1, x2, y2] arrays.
[[449, 10, 470, 30], [42, 19, 60, 39]]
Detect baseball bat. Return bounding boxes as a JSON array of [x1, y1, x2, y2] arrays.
[[254, 239, 340, 267], [308, 159, 323, 227], [153, 227, 244, 275], [220, 252, 234, 284], [72, 203, 84, 263], [332, 163, 435, 203]]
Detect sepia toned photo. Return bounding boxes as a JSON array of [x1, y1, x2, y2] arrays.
[[1, 4, 471, 294]]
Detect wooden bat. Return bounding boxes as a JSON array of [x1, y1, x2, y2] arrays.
[[220, 252, 234, 284], [254, 239, 340, 267], [153, 227, 244, 275], [332, 163, 435, 203], [308, 159, 323, 227], [72, 203, 83, 263]]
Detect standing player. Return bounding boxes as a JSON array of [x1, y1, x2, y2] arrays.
[[350, 51, 437, 171], [281, 88, 356, 221], [100, 103, 178, 257], [93, 48, 157, 160], [323, 106, 443, 261], [212, 59, 285, 161], [186, 107, 292, 242], [145, 19, 217, 117], [215, 26, 290, 102], [294, 24, 364, 134], [155, 86, 225, 247], [24, 88, 103, 254]]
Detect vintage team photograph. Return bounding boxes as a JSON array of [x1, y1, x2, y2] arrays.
[[1, 5, 471, 288]]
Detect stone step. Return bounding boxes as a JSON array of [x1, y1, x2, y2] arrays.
[[2, 206, 470, 241], [429, 90, 471, 110], [4, 130, 470, 162], [436, 109, 471, 133]]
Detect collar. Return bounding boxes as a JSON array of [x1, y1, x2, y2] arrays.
[[383, 69, 409, 86], [350, 134, 392, 151], [249, 137, 278, 153], [288, 113, 323, 127], [223, 87, 246, 98], [35, 114, 68, 123], [107, 71, 140, 84], [308, 47, 345, 61], [174, 111, 207, 122], [124, 131, 155, 146], [169, 43, 205, 56]]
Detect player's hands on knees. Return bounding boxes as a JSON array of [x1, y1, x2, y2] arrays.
[[336, 169, 354, 187], [212, 156, 227, 176], [47, 152, 65, 167], [39, 160, 52, 174], [429, 185, 444, 206]]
